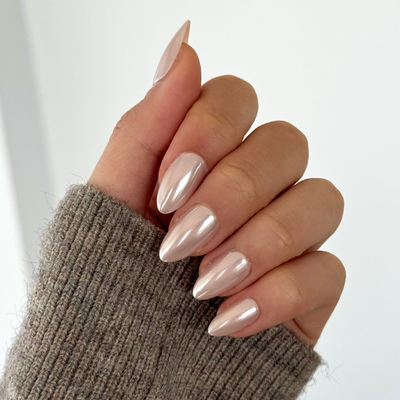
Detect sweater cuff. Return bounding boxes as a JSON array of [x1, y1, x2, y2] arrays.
[[1, 183, 322, 400]]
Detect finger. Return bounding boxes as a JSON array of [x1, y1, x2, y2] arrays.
[[207, 251, 346, 345], [159, 121, 309, 262], [89, 31, 201, 214], [156, 75, 258, 214], [193, 178, 344, 299]]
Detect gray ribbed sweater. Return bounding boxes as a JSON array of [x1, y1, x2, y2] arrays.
[[0, 184, 322, 399]]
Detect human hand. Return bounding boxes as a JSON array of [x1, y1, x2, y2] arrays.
[[89, 20, 345, 347]]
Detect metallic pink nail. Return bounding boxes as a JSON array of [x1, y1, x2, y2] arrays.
[[159, 204, 218, 262], [157, 152, 208, 214], [208, 298, 260, 337], [193, 251, 251, 300], [153, 20, 190, 85]]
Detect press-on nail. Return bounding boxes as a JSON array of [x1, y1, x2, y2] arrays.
[[159, 205, 218, 262], [193, 251, 250, 300], [157, 153, 207, 214], [153, 20, 190, 85], [208, 298, 259, 337]]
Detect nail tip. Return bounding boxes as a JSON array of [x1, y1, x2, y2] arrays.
[[158, 204, 218, 266], [156, 191, 177, 214], [158, 203, 176, 215], [192, 287, 210, 300], [159, 246, 168, 262], [157, 203, 167, 215], [153, 20, 191, 85], [156, 196, 167, 214], [208, 324, 223, 337], [192, 285, 204, 300], [192, 290, 199, 300], [159, 246, 182, 263]]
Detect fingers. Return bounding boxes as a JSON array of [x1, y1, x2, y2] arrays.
[[89, 40, 201, 214], [156, 75, 258, 214], [207, 250, 346, 344], [193, 178, 344, 299], [159, 121, 309, 262]]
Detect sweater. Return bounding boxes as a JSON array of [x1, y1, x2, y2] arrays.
[[0, 184, 322, 399]]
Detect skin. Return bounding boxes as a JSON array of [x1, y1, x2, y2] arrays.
[[89, 43, 346, 347]]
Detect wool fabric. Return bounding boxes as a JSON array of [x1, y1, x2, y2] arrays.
[[0, 184, 322, 399]]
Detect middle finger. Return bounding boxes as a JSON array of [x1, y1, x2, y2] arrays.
[[159, 121, 308, 262]]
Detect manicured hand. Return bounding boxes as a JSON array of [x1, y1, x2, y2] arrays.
[[89, 21, 345, 346]]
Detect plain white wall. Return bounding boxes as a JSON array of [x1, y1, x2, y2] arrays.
[[0, 1, 399, 398], [0, 104, 27, 374]]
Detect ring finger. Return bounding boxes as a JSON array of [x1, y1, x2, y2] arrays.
[[193, 178, 344, 299]]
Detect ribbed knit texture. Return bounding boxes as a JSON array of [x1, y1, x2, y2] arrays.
[[0, 184, 322, 399]]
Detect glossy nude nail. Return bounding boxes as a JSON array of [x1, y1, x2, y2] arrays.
[[159, 205, 218, 262], [157, 153, 208, 214], [153, 20, 191, 85], [193, 251, 251, 300], [208, 298, 259, 337]]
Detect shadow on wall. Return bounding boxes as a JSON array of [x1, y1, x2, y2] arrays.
[[0, 0, 53, 279]]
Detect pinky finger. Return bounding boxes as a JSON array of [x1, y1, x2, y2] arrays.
[[207, 251, 346, 345]]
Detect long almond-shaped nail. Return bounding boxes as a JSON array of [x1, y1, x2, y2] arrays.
[[157, 153, 208, 214], [208, 298, 259, 337], [159, 205, 218, 262], [153, 20, 190, 85], [193, 251, 251, 300]]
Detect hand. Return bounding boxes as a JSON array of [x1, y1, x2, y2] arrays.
[[89, 21, 345, 347]]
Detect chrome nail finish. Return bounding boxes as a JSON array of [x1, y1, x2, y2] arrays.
[[153, 20, 190, 85], [193, 251, 251, 300], [157, 153, 207, 214], [208, 298, 259, 337], [159, 205, 218, 262]]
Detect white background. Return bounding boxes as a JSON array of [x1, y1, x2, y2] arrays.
[[1, 1, 399, 398]]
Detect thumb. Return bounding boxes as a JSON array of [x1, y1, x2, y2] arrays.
[[89, 21, 201, 215]]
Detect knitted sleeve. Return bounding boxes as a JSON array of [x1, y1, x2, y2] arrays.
[[0, 184, 322, 400]]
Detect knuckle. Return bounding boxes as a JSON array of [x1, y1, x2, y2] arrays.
[[196, 76, 258, 140], [196, 103, 237, 140], [324, 252, 346, 288], [112, 101, 144, 140], [262, 213, 295, 254], [269, 120, 309, 153], [315, 251, 347, 294], [259, 121, 309, 175], [214, 157, 261, 204], [309, 178, 345, 215], [208, 75, 259, 116], [111, 100, 162, 161], [278, 269, 305, 306], [321, 179, 345, 214], [216, 75, 257, 101]]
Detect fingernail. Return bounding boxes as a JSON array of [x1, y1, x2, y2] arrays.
[[157, 153, 208, 214], [159, 204, 218, 262], [193, 251, 251, 300], [208, 298, 259, 337], [153, 20, 191, 85]]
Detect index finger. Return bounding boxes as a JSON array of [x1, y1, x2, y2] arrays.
[[89, 30, 201, 214]]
